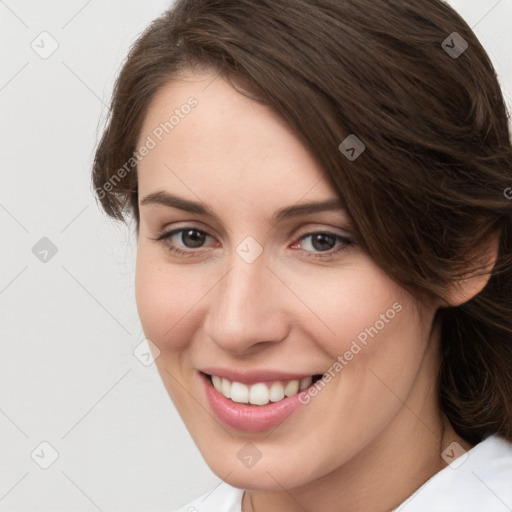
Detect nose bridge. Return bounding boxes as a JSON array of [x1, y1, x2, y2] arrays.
[[204, 248, 288, 351]]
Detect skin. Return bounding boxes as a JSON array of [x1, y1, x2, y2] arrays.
[[134, 70, 490, 512]]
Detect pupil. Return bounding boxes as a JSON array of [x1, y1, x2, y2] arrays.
[[183, 229, 205, 248], [312, 233, 335, 251]]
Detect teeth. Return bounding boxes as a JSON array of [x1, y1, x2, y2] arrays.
[[284, 379, 299, 397], [212, 375, 222, 392], [209, 374, 314, 406], [269, 382, 284, 402], [249, 383, 269, 405], [300, 376, 313, 390], [230, 381, 249, 403], [221, 377, 231, 398]]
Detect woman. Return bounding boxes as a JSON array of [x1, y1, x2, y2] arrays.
[[92, 0, 512, 510]]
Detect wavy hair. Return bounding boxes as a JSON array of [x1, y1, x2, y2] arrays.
[[92, 0, 512, 444]]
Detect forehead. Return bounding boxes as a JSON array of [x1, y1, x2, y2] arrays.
[[136, 71, 337, 210]]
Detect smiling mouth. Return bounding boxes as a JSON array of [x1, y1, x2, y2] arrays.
[[202, 372, 323, 406]]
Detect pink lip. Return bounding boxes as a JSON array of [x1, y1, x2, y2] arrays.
[[200, 366, 317, 385], [199, 371, 308, 432]]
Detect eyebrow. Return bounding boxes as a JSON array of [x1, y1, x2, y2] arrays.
[[140, 190, 345, 222]]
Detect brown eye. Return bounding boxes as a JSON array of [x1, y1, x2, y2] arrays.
[[298, 232, 352, 252], [179, 229, 207, 248], [291, 231, 355, 261], [154, 227, 215, 257], [308, 233, 337, 251]]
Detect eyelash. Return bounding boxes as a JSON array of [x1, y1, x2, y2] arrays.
[[152, 227, 354, 260]]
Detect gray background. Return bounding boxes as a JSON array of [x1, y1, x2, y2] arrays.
[[1, 1, 511, 510]]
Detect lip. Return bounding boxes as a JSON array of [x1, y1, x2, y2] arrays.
[[199, 366, 318, 385], [199, 371, 311, 432]]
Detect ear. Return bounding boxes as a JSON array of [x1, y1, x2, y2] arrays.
[[440, 231, 500, 308]]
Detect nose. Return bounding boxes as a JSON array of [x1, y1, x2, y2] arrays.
[[203, 250, 290, 354]]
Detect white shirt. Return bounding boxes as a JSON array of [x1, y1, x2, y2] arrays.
[[173, 434, 512, 511]]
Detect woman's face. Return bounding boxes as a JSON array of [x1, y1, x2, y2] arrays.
[[135, 71, 441, 491]]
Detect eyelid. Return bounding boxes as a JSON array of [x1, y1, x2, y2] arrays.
[[155, 221, 218, 241], [289, 222, 354, 244], [154, 226, 218, 247]]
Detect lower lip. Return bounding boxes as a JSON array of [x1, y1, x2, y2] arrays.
[[200, 372, 308, 433]]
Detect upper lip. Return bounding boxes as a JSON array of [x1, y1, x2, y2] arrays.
[[200, 367, 320, 385]]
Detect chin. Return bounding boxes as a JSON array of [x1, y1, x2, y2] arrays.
[[199, 443, 327, 492]]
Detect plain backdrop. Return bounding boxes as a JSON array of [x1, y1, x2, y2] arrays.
[[1, 1, 511, 510]]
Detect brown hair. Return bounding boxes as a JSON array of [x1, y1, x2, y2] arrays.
[[92, 0, 512, 444]]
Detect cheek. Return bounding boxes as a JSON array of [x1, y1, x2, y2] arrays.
[[135, 250, 207, 413], [326, 293, 430, 436], [286, 260, 412, 359], [134, 246, 203, 351]]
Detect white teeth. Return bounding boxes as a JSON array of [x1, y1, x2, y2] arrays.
[[269, 382, 285, 402], [300, 376, 313, 390], [212, 375, 222, 392], [221, 378, 231, 398], [249, 383, 269, 405], [209, 374, 315, 406], [230, 382, 249, 403], [284, 379, 299, 397]]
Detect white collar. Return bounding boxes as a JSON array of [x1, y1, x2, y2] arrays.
[[394, 434, 512, 511]]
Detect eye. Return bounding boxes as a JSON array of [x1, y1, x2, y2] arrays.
[[153, 227, 216, 256], [291, 231, 354, 259], [152, 227, 354, 260]]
